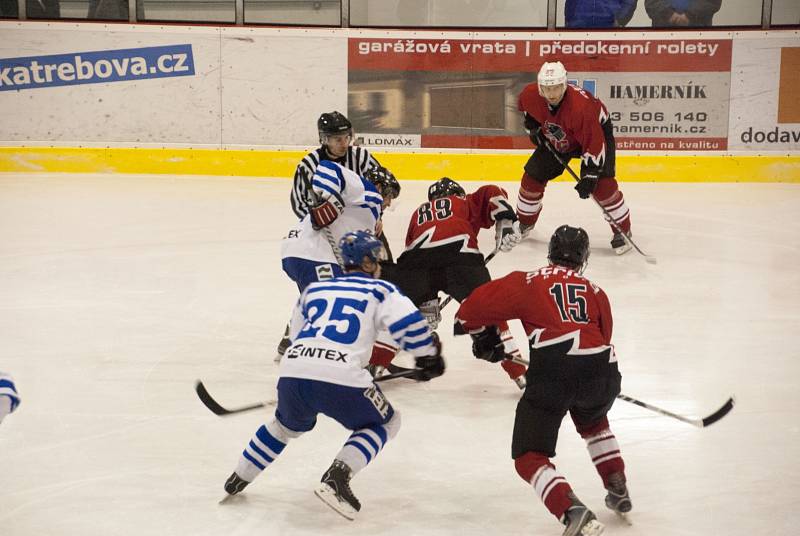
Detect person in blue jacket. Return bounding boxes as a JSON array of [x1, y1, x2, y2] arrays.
[[565, 0, 638, 28]]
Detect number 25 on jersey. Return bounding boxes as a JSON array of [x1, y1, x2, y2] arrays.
[[297, 297, 368, 344]]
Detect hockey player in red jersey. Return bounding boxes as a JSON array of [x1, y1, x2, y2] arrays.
[[516, 61, 633, 255], [377, 177, 528, 388], [455, 225, 631, 536]]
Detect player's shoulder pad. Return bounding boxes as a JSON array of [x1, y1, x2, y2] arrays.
[[346, 276, 400, 297]]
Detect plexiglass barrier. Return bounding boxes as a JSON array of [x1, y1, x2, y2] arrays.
[[0, 0, 797, 28]]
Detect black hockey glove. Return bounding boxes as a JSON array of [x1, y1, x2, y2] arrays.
[[523, 113, 545, 147], [575, 171, 599, 199], [414, 333, 445, 381], [530, 127, 548, 148], [470, 327, 506, 363]]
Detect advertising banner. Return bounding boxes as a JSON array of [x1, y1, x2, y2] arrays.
[[0, 24, 221, 145], [348, 37, 733, 151], [729, 36, 800, 151]]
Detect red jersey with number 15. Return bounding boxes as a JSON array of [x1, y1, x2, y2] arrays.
[[456, 265, 615, 359], [518, 83, 610, 173], [403, 185, 515, 254]]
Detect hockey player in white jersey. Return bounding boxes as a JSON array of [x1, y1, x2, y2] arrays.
[[281, 160, 398, 290], [0, 372, 21, 425], [224, 231, 445, 520]]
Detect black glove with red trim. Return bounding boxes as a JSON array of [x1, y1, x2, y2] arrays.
[[470, 327, 505, 363]]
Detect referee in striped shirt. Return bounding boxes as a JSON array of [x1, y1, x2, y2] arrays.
[[290, 111, 381, 220]]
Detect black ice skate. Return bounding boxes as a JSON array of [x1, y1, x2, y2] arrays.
[[604, 472, 632, 518], [561, 494, 604, 536], [220, 472, 250, 503], [519, 222, 535, 239], [366, 364, 386, 378], [512, 375, 527, 390], [610, 232, 633, 255], [314, 460, 361, 520]]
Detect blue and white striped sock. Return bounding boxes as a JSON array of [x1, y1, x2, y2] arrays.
[[336, 424, 389, 474], [235, 423, 288, 482]]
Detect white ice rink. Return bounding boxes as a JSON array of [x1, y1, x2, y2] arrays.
[[1, 173, 798, 536]]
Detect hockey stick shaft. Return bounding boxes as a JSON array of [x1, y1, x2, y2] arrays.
[[540, 139, 655, 263], [374, 368, 420, 381], [616, 393, 735, 428]]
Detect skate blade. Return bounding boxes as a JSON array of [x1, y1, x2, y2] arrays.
[[581, 519, 605, 535], [614, 243, 633, 255], [314, 486, 357, 521], [218, 493, 236, 505], [613, 510, 633, 526]]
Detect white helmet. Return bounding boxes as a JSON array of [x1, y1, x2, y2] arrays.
[[537, 61, 567, 87]]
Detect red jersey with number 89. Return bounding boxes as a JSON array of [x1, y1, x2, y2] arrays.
[[403, 185, 515, 255]]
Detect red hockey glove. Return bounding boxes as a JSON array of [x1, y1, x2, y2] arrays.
[[309, 199, 341, 229], [575, 171, 599, 199]]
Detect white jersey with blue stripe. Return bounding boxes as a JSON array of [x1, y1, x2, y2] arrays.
[[281, 272, 437, 388], [281, 160, 383, 265]]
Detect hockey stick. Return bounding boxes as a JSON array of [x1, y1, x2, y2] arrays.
[[195, 380, 275, 416], [196, 370, 425, 417], [540, 139, 657, 265], [373, 368, 421, 381], [616, 394, 735, 428]]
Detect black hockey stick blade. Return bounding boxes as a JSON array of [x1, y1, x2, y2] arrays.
[[700, 396, 735, 427], [617, 393, 735, 428], [195, 380, 273, 416]]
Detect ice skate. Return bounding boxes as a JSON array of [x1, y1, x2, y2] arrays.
[[610, 232, 632, 255], [605, 472, 632, 523], [561, 495, 604, 536], [220, 472, 250, 503], [512, 374, 527, 390], [519, 222, 535, 239], [367, 364, 386, 378], [314, 460, 361, 520]]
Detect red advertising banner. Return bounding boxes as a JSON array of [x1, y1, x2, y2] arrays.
[[349, 39, 731, 72], [348, 37, 732, 151]]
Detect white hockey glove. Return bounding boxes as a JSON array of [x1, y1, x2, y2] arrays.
[[495, 219, 522, 253]]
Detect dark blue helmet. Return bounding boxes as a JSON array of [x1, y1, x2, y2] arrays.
[[339, 230, 384, 267], [548, 225, 590, 270], [428, 177, 465, 201]]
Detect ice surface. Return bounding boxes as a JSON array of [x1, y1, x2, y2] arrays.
[[1, 173, 798, 536]]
